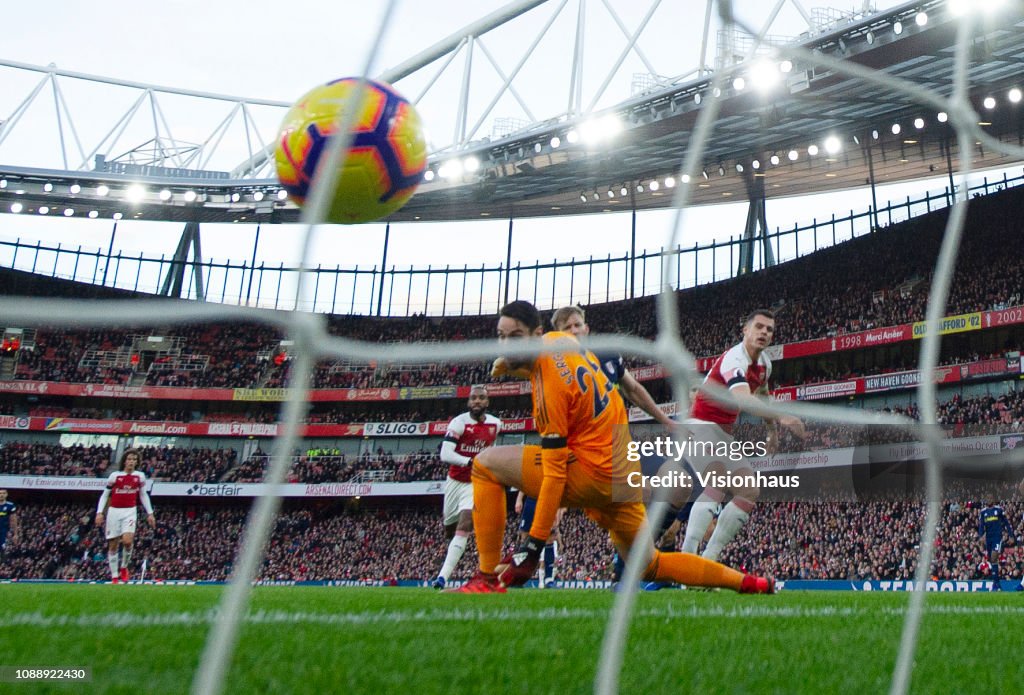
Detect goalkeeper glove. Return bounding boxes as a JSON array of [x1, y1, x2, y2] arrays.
[[491, 357, 532, 380], [496, 535, 545, 587]]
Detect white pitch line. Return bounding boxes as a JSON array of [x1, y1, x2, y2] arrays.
[[4, 603, 1023, 629]]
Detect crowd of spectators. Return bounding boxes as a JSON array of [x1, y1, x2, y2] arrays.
[[134, 446, 239, 483], [223, 449, 445, 484], [3, 478, 1021, 582], [1, 386, 1020, 482], [721, 480, 1023, 583], [0, 442, 238, 482], [772, 347, 1013, 388], [0, 442, 113, 477], [5, 187, 1024, 393]]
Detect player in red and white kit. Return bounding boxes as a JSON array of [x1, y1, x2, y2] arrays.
[[95, 449, 155, 583], [432, 386, 502, 589], [681, 309, 805, 561]]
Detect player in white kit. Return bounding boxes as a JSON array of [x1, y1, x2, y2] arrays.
[[95, 449, 155, 583], [432, 386, 502, 589], [681, 310, 805, 561]]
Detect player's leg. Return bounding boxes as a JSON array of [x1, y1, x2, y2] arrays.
[[641, 518, 684, 591], [449, 445, 538, 592], [989, 546, 1002, 590], [105, 512, 121, 581], [120, 530, 135, 582], [472, 446, 529, 571], [434, 481, 465, 587], [436, 507, 473, 587], [681, 460, 726, 554], [517, 495, 536, 546], [630, 455, 688, 589], [594, 503, 772, 593], [701, 465, 759, 561], [542, 534, 558, 587], [107, 538, 120, 580], [517, 496, 543, 584]]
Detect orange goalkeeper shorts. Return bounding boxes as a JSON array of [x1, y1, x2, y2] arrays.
[[519, 444, 646, 546]]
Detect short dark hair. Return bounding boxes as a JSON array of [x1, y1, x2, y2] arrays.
[[744, 309, 775, 325], [499, 300, 542, 332]]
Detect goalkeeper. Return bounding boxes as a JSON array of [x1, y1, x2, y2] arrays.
[[450, 300, 773, 594]]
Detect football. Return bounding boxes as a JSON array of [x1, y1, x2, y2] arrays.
[[274, 77, 427, 224]]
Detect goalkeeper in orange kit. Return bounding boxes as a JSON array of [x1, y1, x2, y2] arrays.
[[450, 300, 773, 594]]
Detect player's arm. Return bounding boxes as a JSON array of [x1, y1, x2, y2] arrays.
[[438, 440, 472, 466], [978, 511, 986, 539], [137, 473, 156, 527], [731, 382, 805, 439], [491, 357, 532, 380], [515, 490, 525, 515], [439, 418, 471, 466], [529, 364, 571, 544], [618, 369, 674, 427], [95, 474, 115, 525]]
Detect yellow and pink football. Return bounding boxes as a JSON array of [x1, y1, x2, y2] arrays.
[[275, 78, 427, 224]]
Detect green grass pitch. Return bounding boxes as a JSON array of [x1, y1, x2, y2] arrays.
[[0, 585, 1022, 694]]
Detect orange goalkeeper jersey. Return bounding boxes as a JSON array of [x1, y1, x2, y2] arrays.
[[530, 332, 632, 483]]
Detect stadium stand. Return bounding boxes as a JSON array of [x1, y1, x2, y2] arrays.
[[2, 480, 1020, 584], [3, 186, 1023, 391], [1, 185, 1023, 586]]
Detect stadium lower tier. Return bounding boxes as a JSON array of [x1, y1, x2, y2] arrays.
[[2, 475, 1021, 584], [1, 382, 1021, 482]]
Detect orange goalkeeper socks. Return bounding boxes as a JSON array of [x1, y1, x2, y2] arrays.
[[471, 463, 507, 574], [644, 550, 744, 591]]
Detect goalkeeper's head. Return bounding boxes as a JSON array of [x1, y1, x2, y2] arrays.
[[497, 300, 544, 371]]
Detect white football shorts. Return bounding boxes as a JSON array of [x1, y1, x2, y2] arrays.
[[442, 478, 473, 527], [104, 507, 138, 539]]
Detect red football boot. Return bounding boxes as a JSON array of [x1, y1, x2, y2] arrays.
[[738, 574, 775, 594], [495, 536, 545, 588], [119, 567, 129, 583], [446, 571, 507, 593]]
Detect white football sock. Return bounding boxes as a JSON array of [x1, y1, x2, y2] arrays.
[[108, 551, 119, 578], [121, 544, 133, 571], [681, 495, 722, 554], [439, 534, 468, 581], [701, 501, 751, 562]]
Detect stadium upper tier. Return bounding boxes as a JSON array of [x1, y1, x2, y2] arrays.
[[2, 478, 1021, 582], [2, 184, 1023, 391], [1, 2, 1023, 222]]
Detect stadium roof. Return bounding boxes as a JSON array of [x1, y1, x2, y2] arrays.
[[395, 0, 1024, 221], [0, 0, 1022, 224]]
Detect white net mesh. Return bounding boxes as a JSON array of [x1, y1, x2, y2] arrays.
[[1, 2, 1022, 694]]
